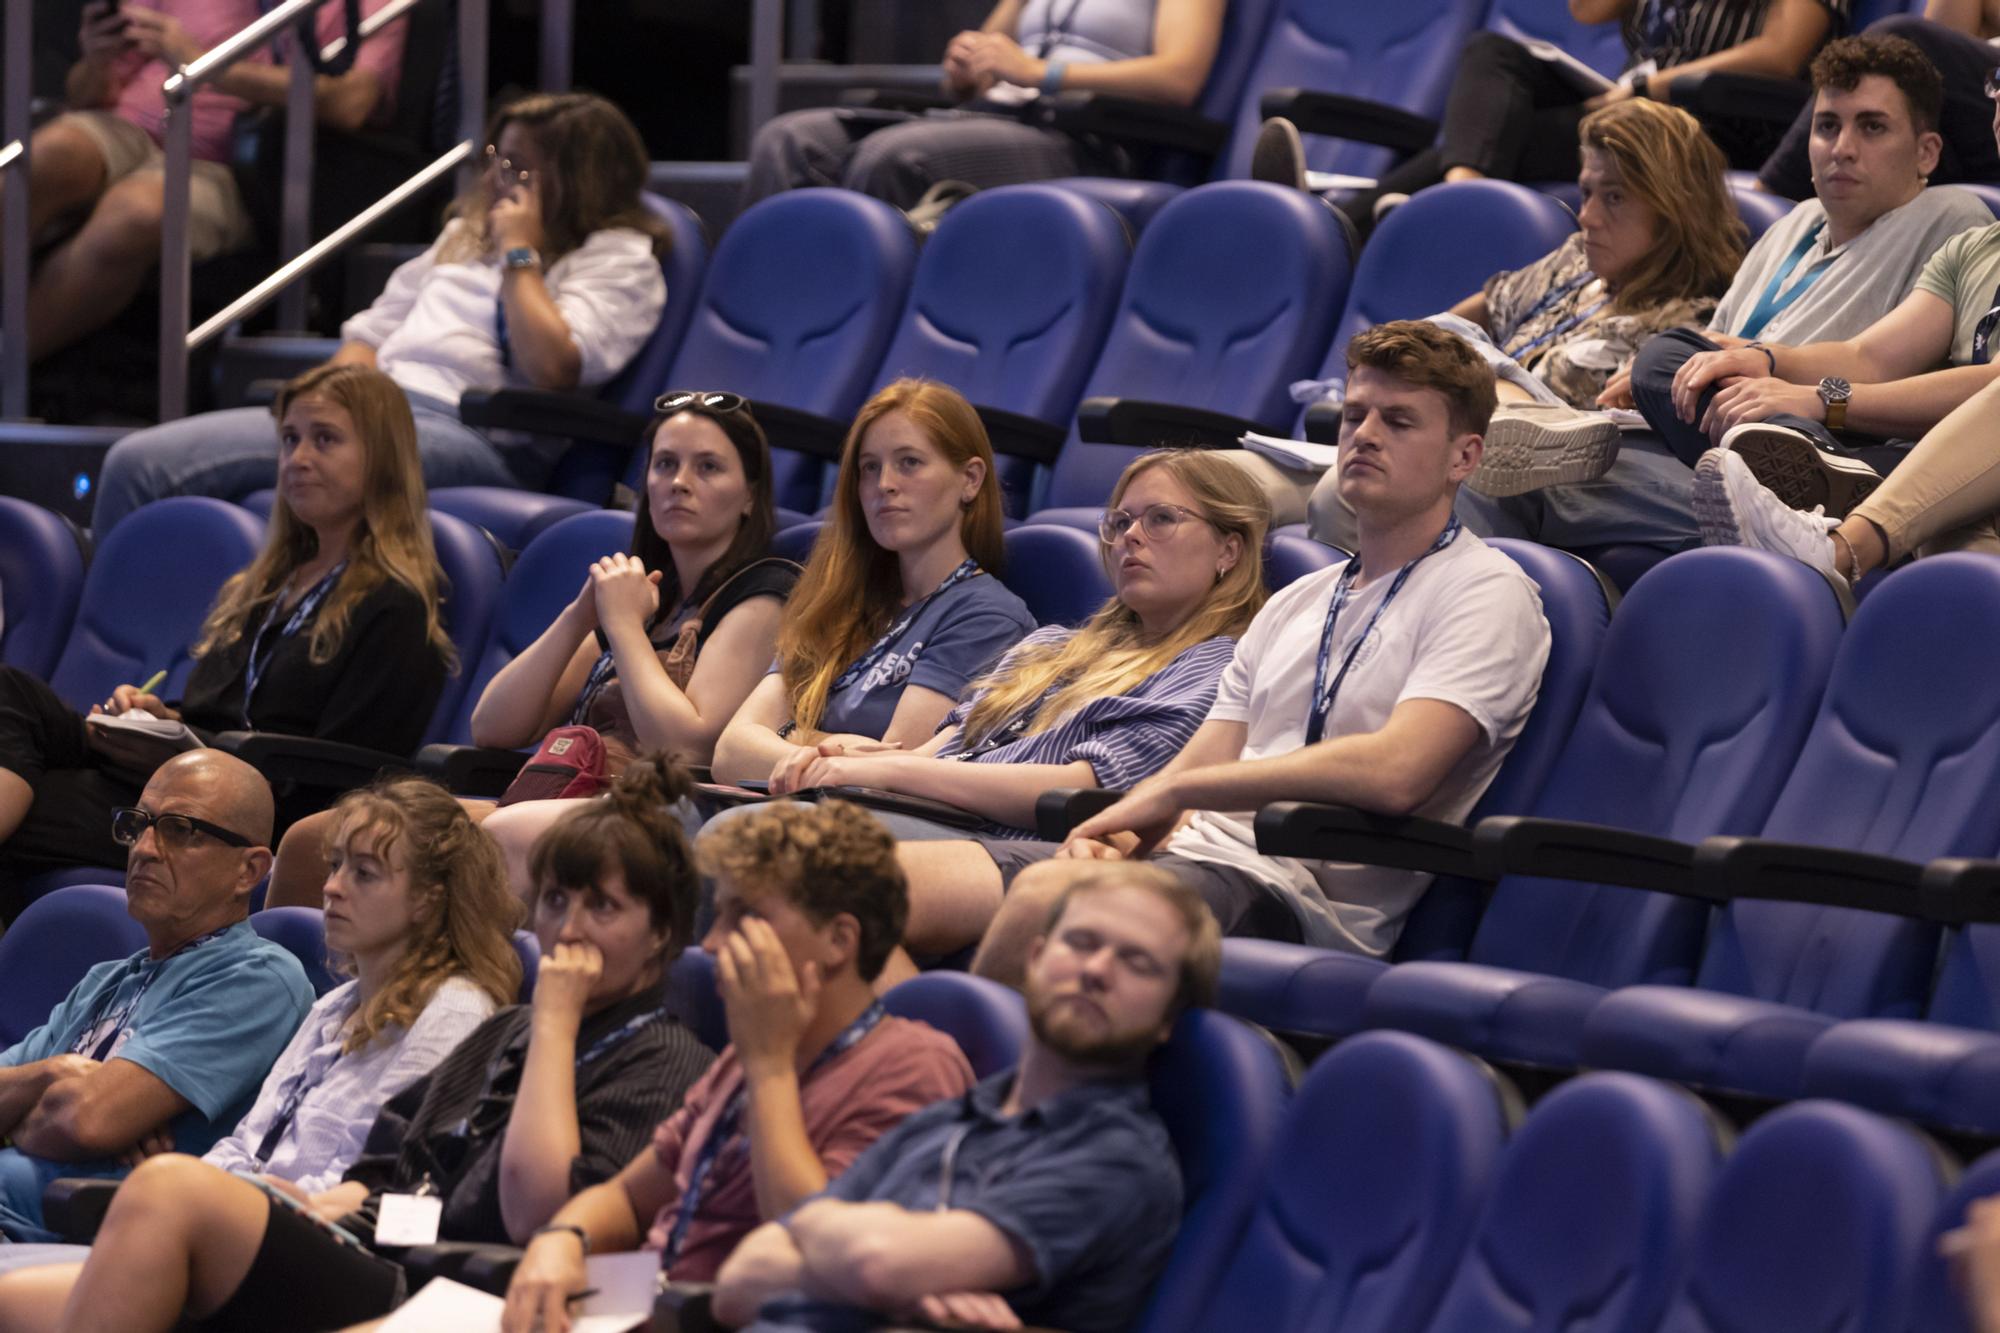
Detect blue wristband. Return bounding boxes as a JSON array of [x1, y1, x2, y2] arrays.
[[1041, 60, 1067, 94]]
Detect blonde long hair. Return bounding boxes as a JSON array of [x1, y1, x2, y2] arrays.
[[1578, 99, 1744, 316], [192, 365, 455, 672], [777, 380, 1007, 733], [325, 778, 522, 1053], [958, 451, 1269, 747]]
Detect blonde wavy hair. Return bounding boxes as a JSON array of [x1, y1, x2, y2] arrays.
[[958, 451, 1268, 747], [1578, 98, 1745, 316], [325, 778, 522, 1053], [777, 379, 1007, 734], [192, 365, 455, 673]]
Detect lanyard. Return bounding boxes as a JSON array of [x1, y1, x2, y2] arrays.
[[955, 676, 1070, 759], [1737, 222, 1829, 341], [1974, 283, 2000, 368], [831, 560, 982, 696], [934, 1120, 976, 1211], [72, 926, 234, 1061], [1032, 0, 1090, 58], [1304, 517, 1460, 746], [1499, 272, 1603, 363], [251, 996, 362, 1167], [658, 1001, 887, 1265], [445, 1004, 671, 1144], [242, 561, 347, 728]]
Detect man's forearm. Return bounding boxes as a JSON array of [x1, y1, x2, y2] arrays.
[[1165, 730, 1435, 820], [714, 1222, 810, 1327], [12, 1078, 109, 1159], [0, 1063, 58, 1136]]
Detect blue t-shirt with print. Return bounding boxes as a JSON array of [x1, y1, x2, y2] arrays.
[[817, 573, 1036, 739], [0, 919, 313, 1236]]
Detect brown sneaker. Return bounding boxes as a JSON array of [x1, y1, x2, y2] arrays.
[[1468, 402, 1622, 497], [1249, 117, 1308, 192], [1720, 422, 1882, 518]]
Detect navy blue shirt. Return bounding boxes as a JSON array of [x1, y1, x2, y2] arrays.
[[815, 574, 1037, 740], [753, 1070, 1182, 1333]]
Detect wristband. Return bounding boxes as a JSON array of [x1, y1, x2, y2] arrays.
[[1041, 60, 1067, 95], [1630, 71, 1650, 100], [532, 1223, 590, 1255], [1746, 341, 1777, 376]]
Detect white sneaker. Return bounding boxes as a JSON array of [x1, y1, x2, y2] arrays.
[[1469, 402, 1622, 496], [1692, 447, 1840, 579], [1719, 421, 1883, 518]]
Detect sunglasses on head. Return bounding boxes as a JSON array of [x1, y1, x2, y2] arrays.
[[654, 390, 748, 415]]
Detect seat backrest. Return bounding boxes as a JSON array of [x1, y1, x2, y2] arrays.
[[880, 972, 1029, 1079], [425, 509, 506, 744], [1903, 1146, 2000, 1333], [1959, 182, 2000, 221], [47, 497, 266, 711], [771, 520, 823, 566], [1657, 1101, 1946, 1333], [665, 947, 730, 1052], [511, 930, 540, 1003], [1263, 532, 1344, 590], [1469, 549, 1845, 986], [1424, 1072, 1723, 1333], [1045, 182, 1350, 512], [0, 496, 86, 680], [250, 906, 338, 996], [0, 884, 148, 1049], [1728, 177, 1794, 242], [1001, 524, 1112, 628], [1217, 0, 1489, 181], [1319, 180, 1576, 386], [1167, 1029, 1506, 1332], [1696, 557, 2000, 1019], [1137, 1009, 1298, 1333], [871, 186, 1132, 515], [444, 509, 631, 744], [1482, 0, 1628, 80], [667, 190, 920, 513]]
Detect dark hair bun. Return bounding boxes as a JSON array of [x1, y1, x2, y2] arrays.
[[608, 752, 695, 812]]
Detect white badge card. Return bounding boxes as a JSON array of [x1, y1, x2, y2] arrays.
[[374, 1192, 445, 1247]]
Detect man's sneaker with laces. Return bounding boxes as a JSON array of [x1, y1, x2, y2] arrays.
[[1719, 421, 1883, 518], [1692, 446, 1841, 580], [1249, 117, 1308, 191], [1468, 402, 1622, 497]]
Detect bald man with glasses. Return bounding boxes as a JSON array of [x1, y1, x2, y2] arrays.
[[0, 751, 314, 1243]]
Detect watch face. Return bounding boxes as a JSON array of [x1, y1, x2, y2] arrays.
[[1819, 377, 1852, 403]]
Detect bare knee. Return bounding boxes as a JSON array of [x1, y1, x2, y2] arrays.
[[74, 176, 165, 264], [970, 859, 1079, 986], [269, 809, 338, 911], [29, 122, 108, 198]]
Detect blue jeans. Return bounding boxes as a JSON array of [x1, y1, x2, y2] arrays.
[[0, 1146, 127, 1242], [1455, 432, 1702, 551], [91, 395, 526, 535]]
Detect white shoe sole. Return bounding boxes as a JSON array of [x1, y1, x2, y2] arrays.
[[1691, 448, 1743, 546], [1469, 414, 1621, 497]]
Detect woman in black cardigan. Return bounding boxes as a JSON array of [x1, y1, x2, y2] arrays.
[[0, 365, 453, 918]]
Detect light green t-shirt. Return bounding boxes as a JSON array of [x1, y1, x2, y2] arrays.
[[1915, 221, 2000, 367]]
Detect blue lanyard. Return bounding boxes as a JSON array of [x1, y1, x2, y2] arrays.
[[1304, 518, 1460, 746], [1974, 283, 2000, 367], [1737, 221, 1829, 341], [242, 561, 347, 728], [73, 926, 234, 1061], [658, 1001, 887, 1265], [956, 675, 1070, 759], [1499, 273, 1603, 363], [831, 560, 982, 696]]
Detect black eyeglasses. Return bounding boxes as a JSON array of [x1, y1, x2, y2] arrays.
[[654, 390, 748, 415], [1099, 502, 1213, 545], [112, 807, 253, 851]]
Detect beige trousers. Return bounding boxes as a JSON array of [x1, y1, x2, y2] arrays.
[[1852, 376, 2000, 562]]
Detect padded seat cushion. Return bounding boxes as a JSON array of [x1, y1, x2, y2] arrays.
[[1363, 961, 1609, 1070], [1801, 1018, 2000, 1136], [1580, 984, 1839, 1099]]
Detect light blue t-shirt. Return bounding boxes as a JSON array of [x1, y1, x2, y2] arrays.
[[0, 919, 314, 1236], [818, 573, 1037, 740]]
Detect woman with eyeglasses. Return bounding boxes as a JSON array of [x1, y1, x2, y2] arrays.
[[88, 91, 669, 536], [265, 392, 801, 908], [0, 760, 715, 1333], [790, 450, 1268, 977], [0, 365, 451, 923], [710, 379, 1038, 791]]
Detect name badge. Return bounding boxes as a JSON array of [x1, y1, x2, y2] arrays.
[[375, 1193, 445, 1247]]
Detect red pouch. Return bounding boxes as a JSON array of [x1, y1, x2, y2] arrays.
[[497, 725, 609, 806]]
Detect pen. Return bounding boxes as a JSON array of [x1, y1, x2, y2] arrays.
[[565, 1289, 599, 1305], [105, 669, 168, 714]]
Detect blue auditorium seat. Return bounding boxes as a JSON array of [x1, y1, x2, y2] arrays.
[[1483, 0, 1627, 81], [0, 885, 149, 1047], [867, 186, 1132, 517], [511, 931, 539, 1003], [0, 497, 86, 680], [880, 972, 1028, 1079], [429, 490, 595, 554], [1136, 1008, 1297, 1333], [665, 948, 729, 1052], [1357, 549, 1844, 1067], [770, 521, 821, 566], [1581, 556, 2000, 1100], [1422, 1073, 1723, 1333], [1961, 182, 2000, 220], [251, 906, 339, 996], [1902, 1147, 2000, 1333], [423, 509, 507, 743], [1029, 182, 1351, 528], [1728, 177, 1795, 241], [1655, 1101, 1946, 1333], [1001, 524, 1112, 627], [46, 498, 266, 712], [1164, 1030, 1507, 1332], [1263, 532, 1344, 589]]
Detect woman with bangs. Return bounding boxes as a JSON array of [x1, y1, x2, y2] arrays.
[[798, 451, 1269, 975], [0, 364, 452, 919], [711, 379, 1037, 789]]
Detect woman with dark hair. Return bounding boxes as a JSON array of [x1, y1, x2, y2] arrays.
[[90, 91, 670, 535]]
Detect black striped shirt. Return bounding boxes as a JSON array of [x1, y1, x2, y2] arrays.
[[1621, 0, 1848, 73]]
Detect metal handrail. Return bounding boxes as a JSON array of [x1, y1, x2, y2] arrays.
[[0, 142, 22, 174], [320, 0, 423, 65], [161, 0, 326, 104]]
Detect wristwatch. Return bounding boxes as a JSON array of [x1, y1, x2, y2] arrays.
[[531, 1223, 590, 1254], [1630, 71, 1650, 100], [1817, 376, 1852, 431], [503, 246, 541, 272]]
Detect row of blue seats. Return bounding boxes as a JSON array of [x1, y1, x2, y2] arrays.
[[1, 884, 1985, 1333]]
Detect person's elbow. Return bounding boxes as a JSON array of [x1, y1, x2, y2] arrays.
[[526, 342, 585, 392], [19, 1089, 135, 1159], [843, 1232, 935, 1310], [714, 1234, 791, 1327], [1364, 754, 1454, 818]]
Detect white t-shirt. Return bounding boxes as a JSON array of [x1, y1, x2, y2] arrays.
[[340, 221, 668, 407], [1165, 530, 1550, 956]]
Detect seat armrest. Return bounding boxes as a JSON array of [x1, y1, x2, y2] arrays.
[[457, 389, 650, 449], [1032, 91, 1230, 157], [822, 786, 987, 830], [1302, 401, 1343, 445], [975, 405, 1067, 465], [1471, 815, 1697, 892], [1924, 857, 2000, 923], [41, 1178, 120, 1243], [749, 401, 849, 464], [415, 743, 527, 799], [1692, 834, 1980, 920], [212, 732, 407, 793], [840, 88, 958, 114], [655, 1282, 723, 1333], [1074, 397, 1263, 449], [1255, 800, 1484, 880], [1664, 71, 1811, 125], [1035, 787, 1124, 842], [400, 1241, 527, 1293], [1258, 89, 1439, 156]]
